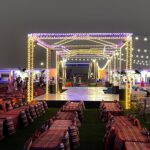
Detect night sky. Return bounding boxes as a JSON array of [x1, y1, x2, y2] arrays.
[[0, 0, 150, 68]]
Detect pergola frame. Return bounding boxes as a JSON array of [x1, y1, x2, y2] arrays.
[[27, 33, 133, 109]]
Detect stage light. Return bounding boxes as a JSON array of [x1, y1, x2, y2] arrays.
[[144, 49, 147, 52], [136, 55, 139, 58], [146, 56, 149, 59], [141, 55, 143, 58], [135, 36, 139, 40], [144, 37, 148, 41]]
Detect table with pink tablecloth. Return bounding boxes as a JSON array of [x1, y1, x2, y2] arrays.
[[125, 142, 150, 150], [56, 112, 77, 120], [51, 120, 73, 130], [30, 128, 66, 150], [114, 121, 149, 150]]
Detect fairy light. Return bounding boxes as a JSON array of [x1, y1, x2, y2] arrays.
[[27, 37, 36, 102], [46, 48, 49, 100], [27, 38, 31, 102], [125, 37, 133, 109], [135, 36, 139, 40], [136, 55, 139, 58], [144, 37, 148, 42], [30, 33, 133, 40], [137, 49, 141, 52]]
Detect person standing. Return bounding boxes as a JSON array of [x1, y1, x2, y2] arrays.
[[141, 78, 145, 87], [73, 75, 76, 86], [78, 76, 82, 85]]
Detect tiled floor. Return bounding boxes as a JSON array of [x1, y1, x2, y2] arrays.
[[35, 87, 119, 101]]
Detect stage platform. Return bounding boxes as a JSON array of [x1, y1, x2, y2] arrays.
[[35, 87, 119, 102]]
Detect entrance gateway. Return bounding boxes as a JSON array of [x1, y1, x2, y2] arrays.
[[27, 33, 133, 109]]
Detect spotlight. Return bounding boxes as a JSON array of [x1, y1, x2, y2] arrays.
[[144, 49, 147, 52]]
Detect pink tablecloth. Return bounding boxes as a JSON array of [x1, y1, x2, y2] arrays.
[[63, 102, 81, 111], [116, 126, 148, 143], [51, 120, 72, 130], [103, 103, 124, 115], [56, 112, 76, 120], [114, 126, 149, 150], [0, 114, 18, 129], [113, 116, 133, 127], [30, 128, 66, 150], [125, 142, 150, 150]]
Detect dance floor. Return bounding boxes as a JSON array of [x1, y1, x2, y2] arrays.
[[35, 87, 119, 101]]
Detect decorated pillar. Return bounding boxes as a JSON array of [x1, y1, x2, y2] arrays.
[[125, 37, 133, 109], [27, 37, 35, 102], [46, 48, 50, 100]]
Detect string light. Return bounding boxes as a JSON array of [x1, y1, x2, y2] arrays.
[[144, 37, 148, 42], [46, 48, 49, 100], [30, 33, 133, 40], [40, 62, 44, 66], [28, 32, 133, 108], [135, 36, 139, 40], [137, 49, 141, 52]]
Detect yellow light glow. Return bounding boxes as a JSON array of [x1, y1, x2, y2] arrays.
[[46, 48, 49, 100]]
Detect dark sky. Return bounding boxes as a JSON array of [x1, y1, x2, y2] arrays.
[[0, 0, 150, 68]]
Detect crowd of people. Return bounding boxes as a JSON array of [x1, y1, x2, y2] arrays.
[[7, 76, 28, 93]]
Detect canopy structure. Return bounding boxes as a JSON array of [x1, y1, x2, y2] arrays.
[[27, 33, 133, 109]]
